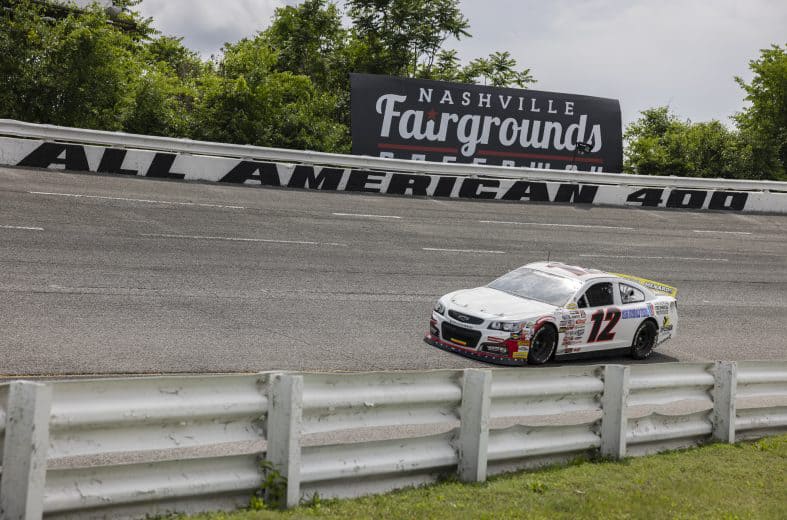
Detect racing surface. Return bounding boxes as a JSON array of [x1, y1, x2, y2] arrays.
[[1, 165, 785, 375]]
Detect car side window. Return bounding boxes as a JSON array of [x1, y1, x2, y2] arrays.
[[577, 295, 588, 308], [583, 282, 614, 307], [620, 283, 645, 304]]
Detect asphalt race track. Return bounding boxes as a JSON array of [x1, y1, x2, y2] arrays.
[[1, 166, 785, 375]]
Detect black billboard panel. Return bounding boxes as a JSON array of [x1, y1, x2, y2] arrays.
[[350, 73, 622, 173]]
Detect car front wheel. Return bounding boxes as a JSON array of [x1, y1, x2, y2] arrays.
[[631, 320, 658, 359], [527, 325, 557, 365]]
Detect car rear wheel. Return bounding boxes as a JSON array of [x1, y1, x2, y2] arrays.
[[527, 325, 557, 365], [631, 320, 658, 359]]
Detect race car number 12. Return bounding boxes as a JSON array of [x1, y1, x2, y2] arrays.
[[587, 308, 620, 342]]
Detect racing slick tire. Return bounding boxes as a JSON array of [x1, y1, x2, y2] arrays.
[[631, 320, 658, 360], [527, 324, 557, 365]]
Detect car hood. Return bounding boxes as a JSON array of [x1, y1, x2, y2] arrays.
[[446, 287, 558, 320]]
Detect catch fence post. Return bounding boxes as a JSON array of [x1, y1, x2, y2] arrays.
[[458, 369, 492, 482], [600, 365, 629, 459], [0, 381, 52, 520], [712, 361, 737, 443], [265, 373, 303, 509]]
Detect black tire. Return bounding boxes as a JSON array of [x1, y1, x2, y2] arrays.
[[631, 320, 658, 360], [527, 325, 557, 365]]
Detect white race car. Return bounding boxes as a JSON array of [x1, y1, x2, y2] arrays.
[[425, 262, 678, 365]]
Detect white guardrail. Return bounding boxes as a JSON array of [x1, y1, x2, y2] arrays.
[[1, 361, 786, 519], [2, 119, 787, 213]]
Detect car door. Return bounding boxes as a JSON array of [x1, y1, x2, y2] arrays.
[[576, 280, 625, 351], [616, 282, 652, 346]]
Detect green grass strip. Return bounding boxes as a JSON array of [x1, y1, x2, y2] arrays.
[[172, 435, 787, 520]]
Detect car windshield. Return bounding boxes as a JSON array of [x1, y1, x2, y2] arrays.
[[487, 268, 582, 306]]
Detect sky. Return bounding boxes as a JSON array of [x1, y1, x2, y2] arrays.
[[135, 0, 787, 127]]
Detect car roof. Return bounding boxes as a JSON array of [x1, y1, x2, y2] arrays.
[[524, 262, 611, 282]]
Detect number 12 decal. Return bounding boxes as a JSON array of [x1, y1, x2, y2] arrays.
[[588, 308, 620, 342]]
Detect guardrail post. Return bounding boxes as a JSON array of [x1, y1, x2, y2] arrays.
[[265, 373, 303, 509], [458, 369, 492, 482], [712, 361, 737, 443], [0, 381, 52, 520], [600, 365, 629, 459]]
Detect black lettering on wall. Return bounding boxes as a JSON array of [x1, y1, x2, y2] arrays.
[[433, 176, 457, 197], [345, 170, 385, 192], [708, 191, 748, 211], [387, 173, 431, 196], [501, 181, 549, 202], [145, 153, 186, 179], [288, 165, 343, 190], [553, 184, 598, 204], [97, 148, 137, 175], [626, 188, 663, 207], [219, 161, 281, 185], [17, 142, 89, 171], [666, 189, 706, 209], [459, 178, 500, 199]]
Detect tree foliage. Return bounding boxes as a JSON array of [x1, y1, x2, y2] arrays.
[[0, 1, 140, 130], [734, 44, 787, 179], [346, 0, 470, 77], [191, 37, 347, 152], [625, 45, 786, 180], [624, 107, 754, 178]]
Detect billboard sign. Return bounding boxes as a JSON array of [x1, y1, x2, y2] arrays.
[[351, 73, 622, 173]]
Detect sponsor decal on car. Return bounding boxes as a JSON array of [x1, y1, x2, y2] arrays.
[[654, 302, 671, 315], [484, 344, 507, 354], [621, 307, 653, 319], [611, 273, 678, 297], [661, 316, 674, 331]]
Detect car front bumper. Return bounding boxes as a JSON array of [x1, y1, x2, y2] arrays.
[[425, 313, 530, 366], [424, 334, 528, 366]]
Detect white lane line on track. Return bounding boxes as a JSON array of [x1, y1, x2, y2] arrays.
[[1, 225, 44, 231], [332, 212, 402, 219], [30, 191, 245, 209], [580, 253, 729, 262], [692, 229, 752, 235], [141, 233, 347, 247], [423, 247, 506, 254], [480, 220, 635, 231]]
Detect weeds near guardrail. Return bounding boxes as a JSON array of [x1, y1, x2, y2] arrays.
[[249, 460, 287, 510]]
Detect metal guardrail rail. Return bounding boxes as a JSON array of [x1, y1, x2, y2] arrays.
[[1, 361, 785, 519], [2, 119, 787, 192]]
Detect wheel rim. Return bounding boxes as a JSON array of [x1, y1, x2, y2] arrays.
[[635, 324, 656, 353], [530, 327, 556, 363]]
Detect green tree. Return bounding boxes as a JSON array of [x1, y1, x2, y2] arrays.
[[146, 35, 206, 81], [191, 37, 347, 152], [0, 0, 50, 120], [460, 51, 535, 87], [735, 44, 787, 179], [262, 0, 347, 92], [624, 106, 754, 179], [347, 0, 470, 77], [122, 36, 209, 137], [427, 49, 462, 82], [0, 1, 141, 130]]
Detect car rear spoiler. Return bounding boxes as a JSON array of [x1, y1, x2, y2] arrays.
[[610, 273, 678, 297]]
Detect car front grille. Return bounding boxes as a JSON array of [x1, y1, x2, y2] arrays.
[[447, 310, 484, 325], [441, 322, 481, 349]]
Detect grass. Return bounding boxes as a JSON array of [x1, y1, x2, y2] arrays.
[[171, 435, 787, 520]]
